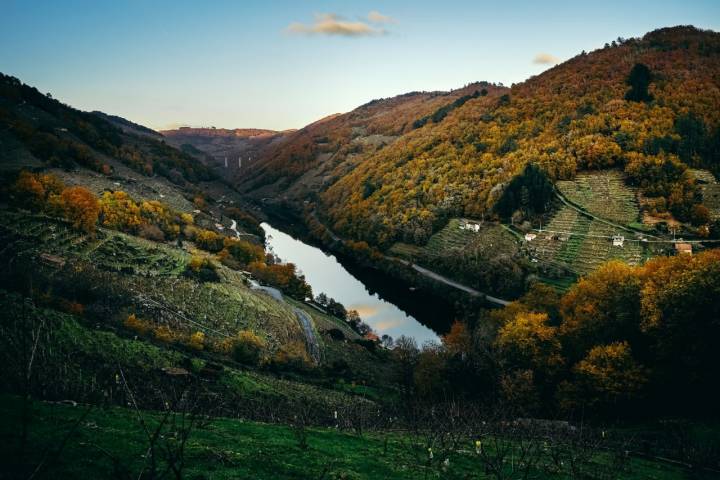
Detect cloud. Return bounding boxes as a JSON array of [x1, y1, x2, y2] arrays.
[[533, 53, 560, 65], [287, 13, 387, 37], [350, 304, 382, 318], [367, 10, 394, 24], [374, 318, 405, 331]]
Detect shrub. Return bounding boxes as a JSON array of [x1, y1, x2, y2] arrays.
[[61, 186, 100, 233], [222, 237, 265, 265], [187, 331, 206, 351], [153, 325, 175, 343], [180, 212, 194, 225], [124, 313, 149, 335], [194, 229, 224, 252], [230, 331, 266, 365], [138, 223, 165, 241], [185, 255, 219, 282], [270, 341, 311, 371]]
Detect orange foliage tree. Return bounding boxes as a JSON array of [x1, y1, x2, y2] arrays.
[[60, 186, 99, 233]]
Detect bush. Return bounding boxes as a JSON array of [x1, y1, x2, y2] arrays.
[[194, 229, 224, 252], [124, 313, 149, 335], [187, 331, 206, 351], [61, 186, 100, 233], [270, 341, 311, 371], [138, 223, 165, 241], [230, 331, 266, 365], [153, 325, 175, 343], [185, 255, 219, 282]]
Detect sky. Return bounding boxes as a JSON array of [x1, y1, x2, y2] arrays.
[[2, 0, 719, 131]]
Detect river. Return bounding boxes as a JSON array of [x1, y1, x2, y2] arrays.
[[261, 222, 452, 345]]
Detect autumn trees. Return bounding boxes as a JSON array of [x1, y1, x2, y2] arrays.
[[12, 171, 99, 233], [394, 251, 718, 417], [60, 186, 100, 233], [488, 250, 720, 417], [315, 27, 720, 247]]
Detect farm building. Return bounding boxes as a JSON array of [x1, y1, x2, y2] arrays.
[[675, 243, 692, 255], [612, 235, 625, 247], [459, 221, 481, 232], [524, 233, 537, 241]]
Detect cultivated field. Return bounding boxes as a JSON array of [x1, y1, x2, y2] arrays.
[[690, 168, 720, 219], [529, 205, 647, 277], [389, 218, 526, 297], [390, 218, 519, 262], [0, 210, 307, 350], [557, 170, 640, 226]]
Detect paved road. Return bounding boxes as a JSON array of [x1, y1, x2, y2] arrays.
[[391, 258, 510, 307], [309, 208, 512, 307]]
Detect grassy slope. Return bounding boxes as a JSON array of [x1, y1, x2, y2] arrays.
[[0, 395, 693, 480], [0, 289, 389, 414]]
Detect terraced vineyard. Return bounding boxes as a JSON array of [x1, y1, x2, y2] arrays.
[[390, 218, 519, 262], [529, 205, 646, 277], [0, 211, 309, 351], [389, 218, 526, 297], [557, 170, 640, 226], [690, 168, 720, 219]]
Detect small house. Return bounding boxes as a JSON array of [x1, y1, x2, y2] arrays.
[[460, 221, 479, 232], [675, 243, 692, 255], [524, 233, 537, 242], [612, 235, 625, 247]]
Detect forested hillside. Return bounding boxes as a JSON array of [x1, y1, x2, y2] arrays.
[[238, 82, 507, 201], [240, 27, 720, 248], [0, 73, 214, 184], [323, 27, 720, 245]]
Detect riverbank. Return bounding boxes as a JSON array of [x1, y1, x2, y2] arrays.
[[256, 201, 512, 324]]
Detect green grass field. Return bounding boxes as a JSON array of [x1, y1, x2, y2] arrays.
[[0, 395, 696, 480]]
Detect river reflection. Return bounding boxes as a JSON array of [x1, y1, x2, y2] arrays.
[[261, 222, 442, 344]]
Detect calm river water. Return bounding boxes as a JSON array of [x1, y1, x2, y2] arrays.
[[261, 222, 450, 345]]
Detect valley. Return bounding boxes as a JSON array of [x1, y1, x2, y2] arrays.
[[1, 14, 719, 480]]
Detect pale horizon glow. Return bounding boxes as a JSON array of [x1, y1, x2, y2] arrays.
[[1, 0, 718, 132]]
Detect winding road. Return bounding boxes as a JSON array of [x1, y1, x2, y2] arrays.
[[310, 210, 512, 307], [391, 257, 510, 307]]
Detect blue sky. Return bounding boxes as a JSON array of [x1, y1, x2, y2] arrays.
[[2, 0, 718, 131]]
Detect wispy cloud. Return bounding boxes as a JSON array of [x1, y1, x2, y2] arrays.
[[367, 10, 394, 24], [533, 52, 560, 65], [374, 318, 405, 331], [286, 12, 390, 37], [350, 304, 382, 319]]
